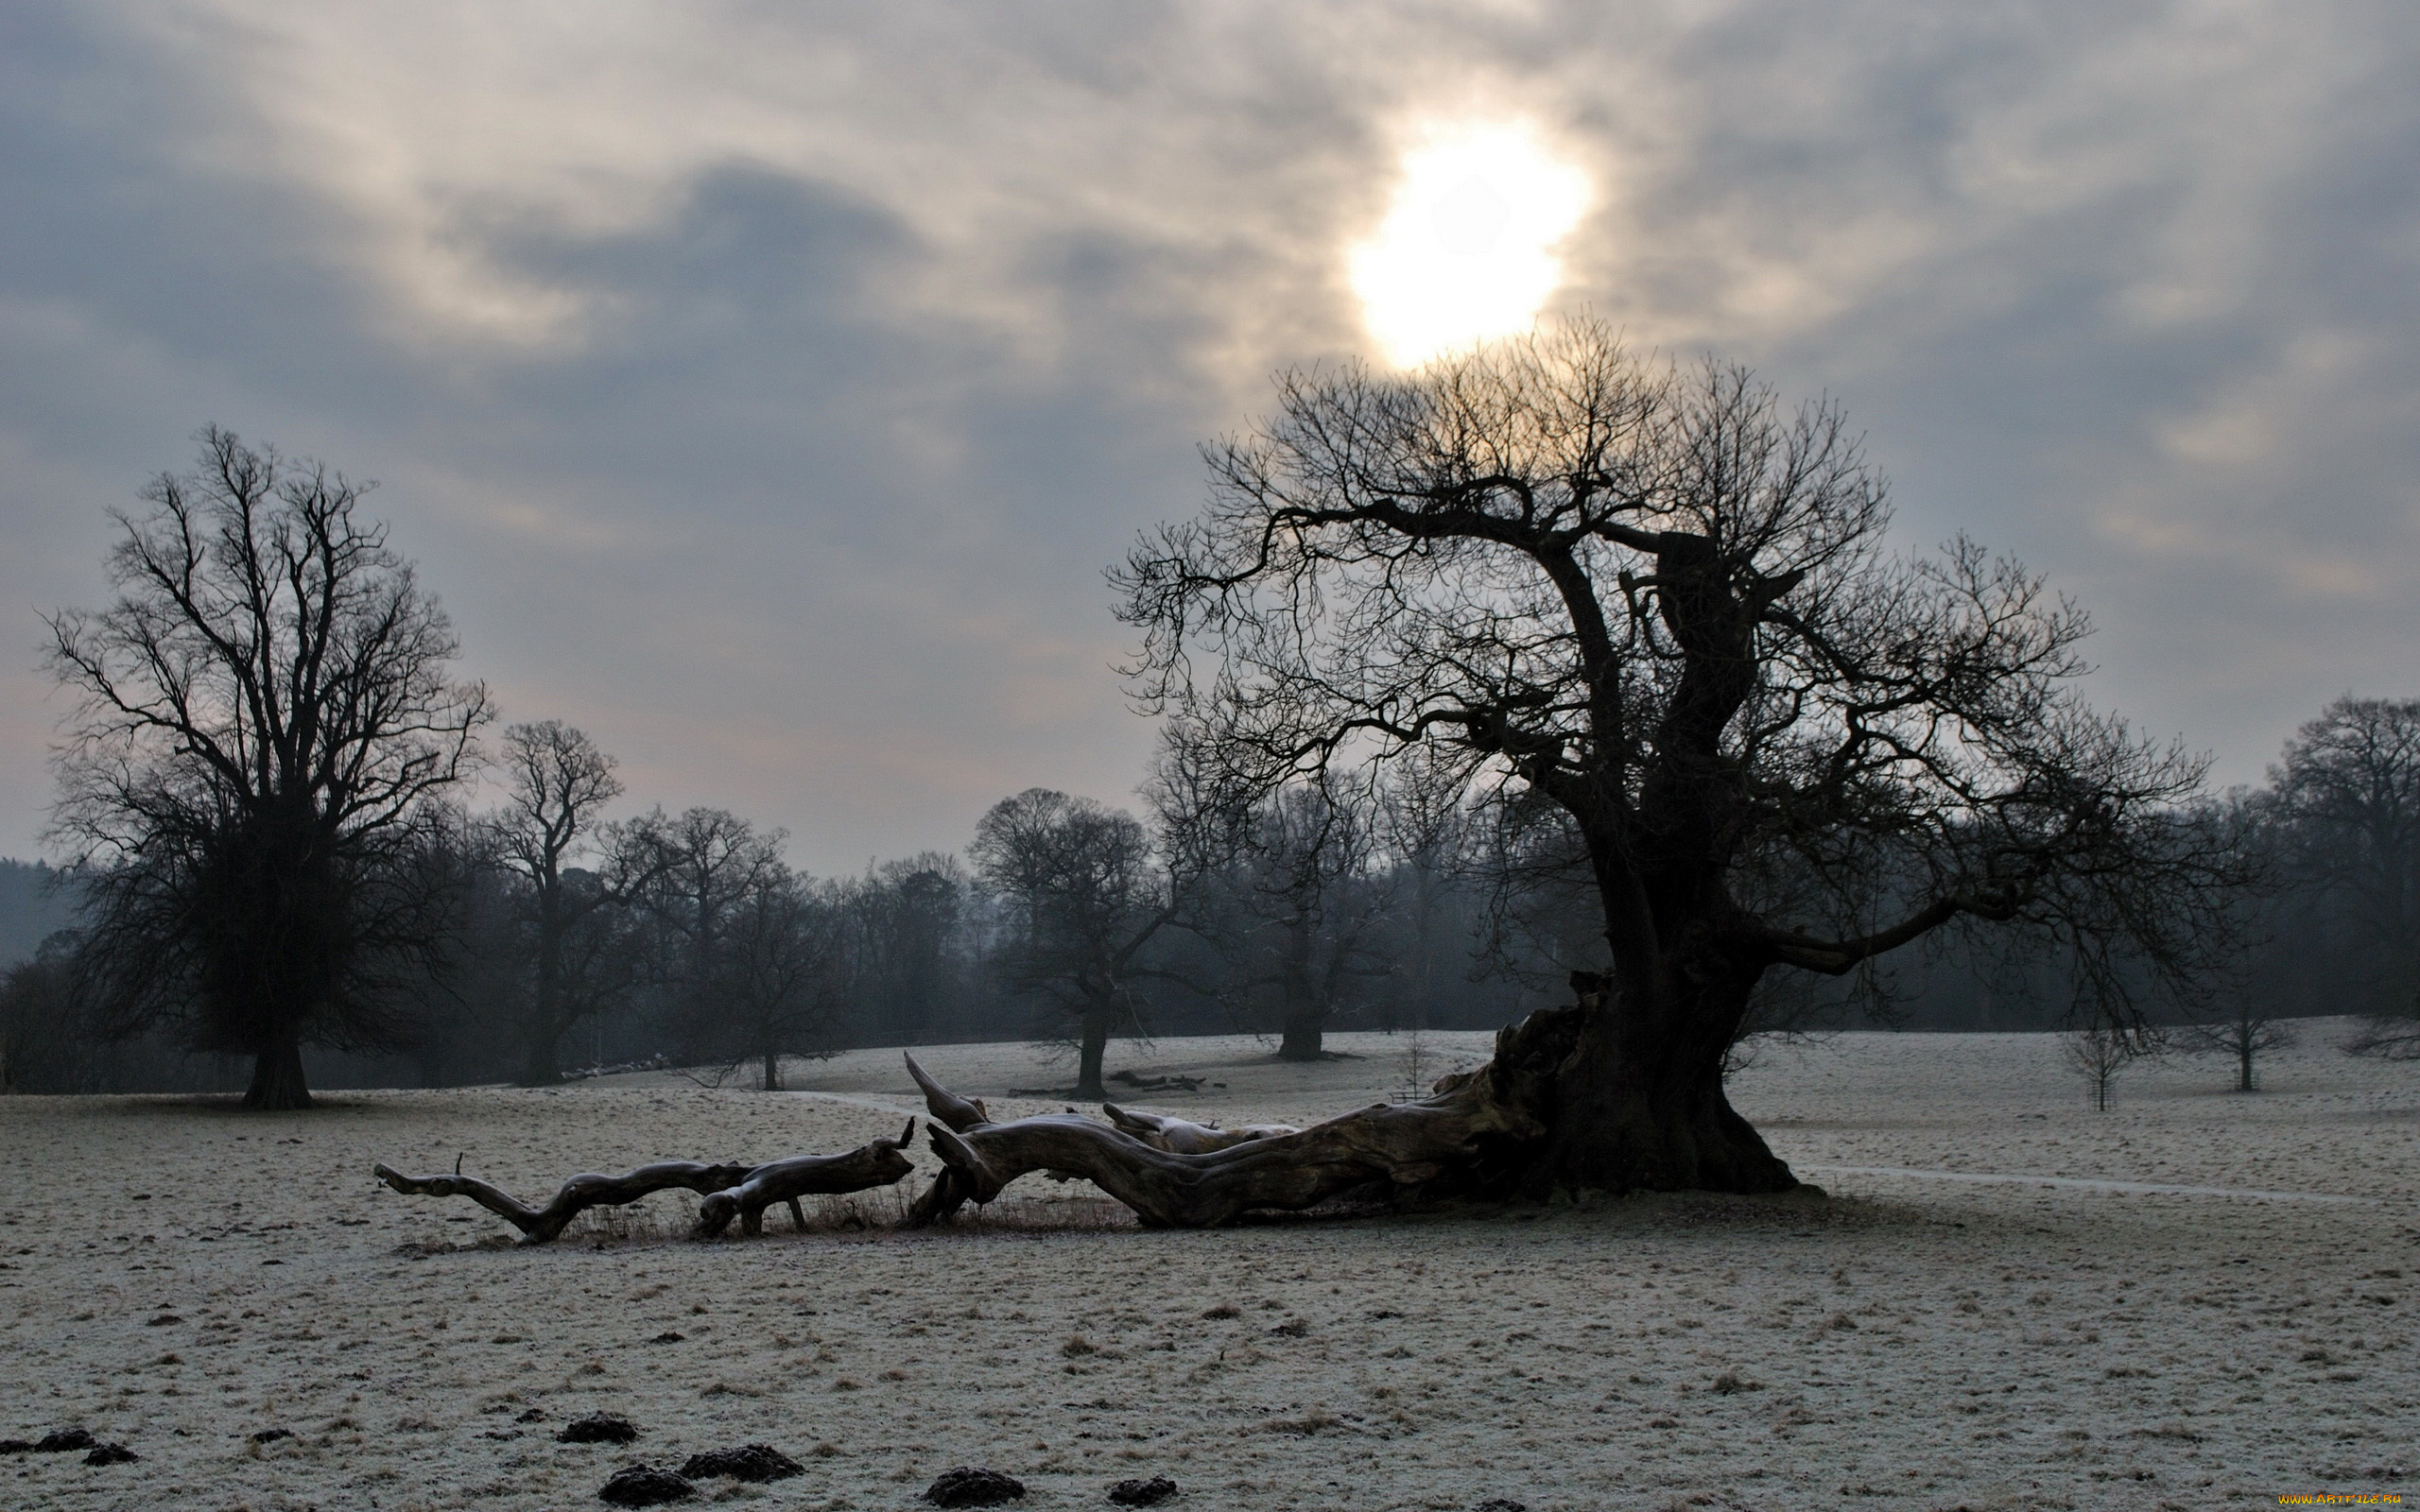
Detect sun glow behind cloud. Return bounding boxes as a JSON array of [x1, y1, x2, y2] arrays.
[[1348, 119, 1593, 369]]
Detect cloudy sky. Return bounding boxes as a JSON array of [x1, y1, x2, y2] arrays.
[[3, 1, 2414, 874]]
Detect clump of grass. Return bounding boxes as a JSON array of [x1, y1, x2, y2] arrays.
[[568, 1203, 674, 1246]]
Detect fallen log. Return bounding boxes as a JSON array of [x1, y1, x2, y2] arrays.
[[1101, 1104, 1297, 1154], [899, 1004, 1581, 1228], [1106, 1070, 1206, 1093], [372, 1122, 918, 1244], [692, 1123, 918, 1237]]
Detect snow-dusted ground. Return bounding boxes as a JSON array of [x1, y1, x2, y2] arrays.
[[3, 1023, 2413, 1511]]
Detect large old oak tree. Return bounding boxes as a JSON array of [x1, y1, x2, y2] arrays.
[[1110, 321, 2234, 1197], [48, 429, 490, 1109]]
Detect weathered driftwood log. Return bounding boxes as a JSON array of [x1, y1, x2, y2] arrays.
[[901, 1007, 1583, 1228], [1107, 1069, 1206, 1092], [372, 1123, 917, 1244], [1102, 1104, 1298, 1154], [372, 1158, 752, 1244], [692, 1122, 918, 1237]]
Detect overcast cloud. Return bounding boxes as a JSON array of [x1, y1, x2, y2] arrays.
[[4, 1, 2415, 873]]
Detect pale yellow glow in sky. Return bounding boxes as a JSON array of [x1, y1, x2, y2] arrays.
[[1348, 120, 1593, 369]]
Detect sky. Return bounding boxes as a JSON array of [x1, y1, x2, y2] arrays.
[[2, 1, 2415, 876]]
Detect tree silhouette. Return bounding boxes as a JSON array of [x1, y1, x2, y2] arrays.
[[970, 788, 1178, 1098], [1223, 782, 1392, 1061], [2273, 696, 2420, 1053], [1115, 320, 2237, 1194], [628, 807, 787, 1067], [712, 866, 842, 1091], [487, 721, 656, 1085], [48, 429, 489, 1108]]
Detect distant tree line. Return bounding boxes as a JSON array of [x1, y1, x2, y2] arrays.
[[1824, 694, 2420, 1055], [3, 426, 2416, 1102], [0, 428, 1541, 1101], [0, 765, 1540, 1097], [9, 690, 2419, 1097]]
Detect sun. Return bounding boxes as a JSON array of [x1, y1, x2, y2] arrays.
[[1347, 120, 1593, 369]]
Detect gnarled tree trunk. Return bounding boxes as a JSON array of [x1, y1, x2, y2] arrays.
[[901, 997, 1579, 1228], [1534, 969, 1798, 1195], [1074, 1001, 1113, 1100], [1275, 916, 1325, 1061], [245, 1031, 312, 1111], [1276, 1006, 1325, 1062], [903, 977, 1802, 1228]]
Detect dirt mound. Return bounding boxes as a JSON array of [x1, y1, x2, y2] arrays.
[[680, 1444, 804, 1482], [557, 1414, 639, 1444], [923, 1466, 1027, 1506], [597, 1464, 696, 1505]]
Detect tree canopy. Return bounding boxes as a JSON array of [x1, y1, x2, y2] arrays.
[[47, 428, 490, 1108], [1115, 320, 2238, 1191]]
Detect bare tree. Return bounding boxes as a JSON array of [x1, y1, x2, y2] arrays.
[[2344, 1001, 2420, 1059], [1223, 782, 1392, 1060], [1115, 320, 2237, 1194], [46, 428, 490, 1108], [2181, 1000, 2294, 1091], [2062, 1024, 2153, 1111], [969, 788, 1178, 1099], [841, 854, 967, 1046], [487, 721, 655, 1085], [2273, 696, 2420, 1052], [628, 806, 787, 1065], [712, 867, 843, 1091]]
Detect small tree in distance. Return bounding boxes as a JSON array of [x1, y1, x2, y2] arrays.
[[1224, 782, 1392, 1061], [971, 788, 1168, 1099], [629, 806, 787, 1067], [2062, 1025, 2152, 1111], [2273, 696, 2420, 1057], [47, 428, 490, 1109], [2345, 996, 2420, 1059], [487, 721, 657, 1086], [2182, 1001, 2294, 1091], [713, 866, 843, 1091], [842, 855, 967, 1047]]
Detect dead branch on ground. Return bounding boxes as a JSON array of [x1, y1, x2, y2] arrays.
[[372, 1122, 917, 1244], [900, 1005, 1578, 1228]]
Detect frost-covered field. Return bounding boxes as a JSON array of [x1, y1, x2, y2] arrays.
[[3, 1024, 2413, 1512]]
